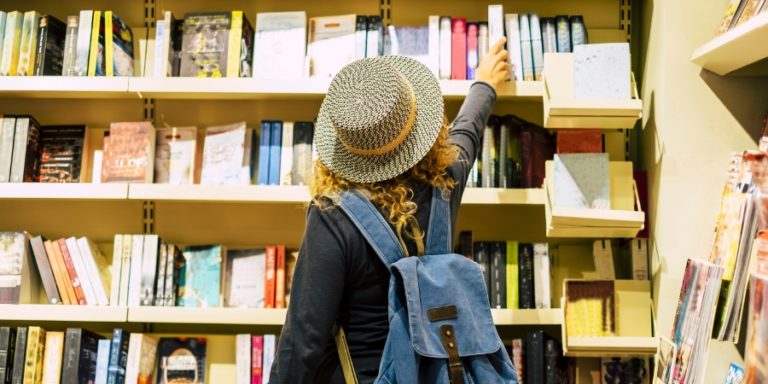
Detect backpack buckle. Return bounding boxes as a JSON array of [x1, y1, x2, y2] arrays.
[[439, 324, 464, 384]]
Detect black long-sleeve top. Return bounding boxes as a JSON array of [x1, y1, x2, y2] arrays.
[[269, 82, 497, 384]]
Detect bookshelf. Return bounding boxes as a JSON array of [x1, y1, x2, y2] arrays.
[[0, 304, 128, 323], [564, 336, 658, 358], [691, 11, 768, 76], [0, 183, 128, 200], [0, 77, 131, 99]]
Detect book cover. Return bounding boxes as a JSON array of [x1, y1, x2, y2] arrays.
[[109, 235, 123, 307], [77, 237, 110, 306], [473, 242, 491, 297], [601, 357, 649, 384], [518, 243, 535, 309], [553, 153, 611, 210], [505, 14, 523, 81], [490, 241, 506, 309], [236, 335, 250, 384], [569, 16, 587, 47], [555, 15, 571, 53], [23, 326, 45, 384], [106, 328, 129, 384], [574, 43, 631, 100], [268, 121, 283, 185], [73, 10, 92, 76], [366, 16, 383, 58], [556, 129, 602, 154], [94, 339, 111, 384], [156, 337, 206, 384], [450, 18, 467, 80], [506, 241, 519, 309], [37, 125, 87, 183], [0, 327, 17, 382], [11, 326, 27, 384], [275, 245, 286, 309], [253, 12, 306, 79], [519, 14, 534, 81], [125, 334, 158, 384], [264, 246, 276, 309], [306, 14, 356, 78], [0, 11, 22, 76], [438, 16, 451, 80], [529, 13, 544, 81], [41, 331, 64, 384], [154, 127, 197, 184], [43, 240, 75, 305], [541, 17, 557, 53], [466, 23, 478, 80], [29, 235, 60, 304], [0, 116, 16, 183], [62, 15, 78, 76], [201, 122, 249, 186], [290, 122, 313, 186], [65, 236, 97, 306], [140, 234, 160, 306], [251, 335, 263, 384], [34, 15, 67, 76], [224, 249, 265, 308], [102, 122, 156, 183], [9, 116, 42, 183], [262, 335, 276, 383], [62, 328, 104, 384], [180, 245, 222, 307], [17, 11, 42, 76], [108, 12, 134, 76], [533, 243, 551, 309], [180, 12, 232, 77]]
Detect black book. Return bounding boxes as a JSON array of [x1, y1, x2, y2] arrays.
[[525, 330, 544, 384], [290, 122, 314, 186], [62, 328, 104, 384], [0, 327, 17, 384], [518, 243, 535, 309], [34, 15, 68, 76], [9, 327, 26, 384], [457, 231, 473, 260], [544, 338, 563, 384], [473, 242, 491, 298], [171, 18, 185, 77], [29, 235, 61, 304], [37, 125, 87, 183], [106, 328, 129, 384], [490, 241, 507, 309]]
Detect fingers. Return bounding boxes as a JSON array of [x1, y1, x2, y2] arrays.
[[489, 37, 507, 55], [494, 49, 509, 64]]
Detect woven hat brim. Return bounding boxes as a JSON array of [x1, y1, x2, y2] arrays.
[[315, 56, 444, 184]]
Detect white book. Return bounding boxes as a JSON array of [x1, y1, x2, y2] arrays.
[[279, 122, 294, 186], [110, 234, 123, 306], [0, 11, 22, 76], [62, 15, 79, 76], [66, 237, 97, 305], [41, 332, 64, 384], [140, 234, 159, 306], [92, 150, 103, 184], [529, 13, 544, 81], [505, 14, 523, 81], [353, 15, 367, 60], [307, 14, 356, 78], [128, 235, 144, 307], [77, 237, 110, 306], [253, 12, 307, 79], [488, 5, 504, 47], [236, 334, 251, 384], [16, 11, 41, 76], [74, 10, 93, 76], [124, 334, 142, 384], [533, 243, 551, 309], [94, 339, 111, 384], [365, 16, 381, 58], [592, 240, 616, 280], [574, 43, 632, 100], [118, 234, 132, 306], [0, 12, 7, 62], [153, 11, 170, 77], [154, 127, 197, 184], [201, 122, 249, 186], [519, 14, 534, 81], [263, 334, 277, 382], [427, 15, 440, 77], [438, 16, 451, 80]]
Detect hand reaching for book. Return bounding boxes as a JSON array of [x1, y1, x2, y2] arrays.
[[476, 37, 510, 92]]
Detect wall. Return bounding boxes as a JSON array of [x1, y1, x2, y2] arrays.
[[641, 0, 768, 381]]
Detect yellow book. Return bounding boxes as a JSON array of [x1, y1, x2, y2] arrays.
[[17, 11, 41, 76], [23, 326, 46, 384], [41, 332, 64, 384], [227, 11, 243, 77], [87, 10, 102, 76], [105, 10, 114, 76], [505, 241, 519, 309], [0, 11, 23, 76]]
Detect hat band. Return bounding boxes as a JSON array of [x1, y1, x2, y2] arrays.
[[342, 86, 417, 157]]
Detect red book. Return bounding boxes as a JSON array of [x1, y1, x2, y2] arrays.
[[275, 245, 286, 309], [57, 238, 87, 305], [251, 335, 264, 384], [556, 129, 603, 154], [451, 18, 467, 80], [466, 23, 479, 80], [264, 246, 276, 309]]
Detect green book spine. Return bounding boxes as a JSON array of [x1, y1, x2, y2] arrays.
[[506, 241, 519, 309]]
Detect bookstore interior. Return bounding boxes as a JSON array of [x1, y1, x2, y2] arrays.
[[0, 0, 768, 383]]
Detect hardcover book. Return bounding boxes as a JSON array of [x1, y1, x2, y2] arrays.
[[37, 125, 87, 183], [307, 14, 357, 78], [253, 12, 306, 79], [180, 12, 232, 77], [224, 249, 265, 308], [157, 337, 206, 384], [102, 122, 156, 183], [201, 122, 250, 186], [553, 153, 610, 210], [180, 245, 222, 308], [34, 15, 67, 76]]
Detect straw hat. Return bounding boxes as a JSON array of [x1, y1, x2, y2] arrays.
[[314, 56, 444, 183]]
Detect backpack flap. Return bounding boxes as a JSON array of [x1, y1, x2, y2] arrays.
[[391, 253, 502, 358]]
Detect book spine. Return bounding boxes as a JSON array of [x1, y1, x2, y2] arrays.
[[555, 16, 571, 53], [163, 245, 177, 306], [62, 329, 82, 384], [279, 122, 294, 186], [533, 243, 551, 309], [87, 11, 101, 76], [268, 121, 282, 186], [488, 5, 505, 47], [466, 23, 478, 80], [58, 239, 87, 305], [519, 14, 534, 81], [365, 16, 382, 58], [78, 331, 103, 384], [30, 236, 61, 304], [0, 117, 16, 182], [569, 16, 587, 47], [265, 246, 276, 309], [128, 235, 145, 307], [17, 12, 39, 76], [236, 334, 251, 384], [62, 16, 78, 75], [140, 234, 159, 306], [0, 327, 12, 381], [481, 122, 494, 188], [525, 330, 543, 384], [116, 331, 129, 383], [123, 334, 140, 384], [275, 245, 286, 309], [542, 18, 557, 53], [262, 335, 275, 383], [438, 16, 451, 80], [354, 15, 367, 60], [41, 331, 64, 384], [473, 242, 491, 298], [511, 339, 524, 383], [11, 327, 27, 384], [9, 117, 29, 183], [109, 235, 123, 306], [427, 15, 440, 77], [544, 339, 559, 384], [227, 11, 243, 77], [499, 121, 509, 187], [518, 243, 535, 309], [74, 10, 92, 76], [44, 240, 74, 305], [505, 14, 523, 81], [154, 242, 167, 305], [22, 327, 41, 384], [104, 11, 113, 77], [257, 121, 271, 185], [22, 118, 41, 182], [94, 339, 110, 384], [490, 242, 506, 309], [118, 235, 132, 306], [152, 17, 167, 77], [77, 237, 108, 306], [0, 12, 22, 76], [106, 329, 121, 384], [66, 237, 97, 306], [529, 13, 544, 81], [33, 16, 48, 76], [240, 15, 254, 77], [251, 335, 263, 384], [450, 18, 467, 80]]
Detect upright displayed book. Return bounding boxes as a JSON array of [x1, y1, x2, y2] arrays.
[[34, 15, 67, 76], [253, 12, 306, 79], [180, 12, 232, 77], [180, 245, 223, 308], [200, 122, 251, 186], [101, 122, 156, 183], [125, 333, 157, 384], [154, 127, 197, 185], [553, 153, 610, 210], [37, 125, 87, 183], [224, 249, 266, 308], [105, 11, 134, 76], [307, 14, 357, 78], [226, 11, 254, 77], [16, 11, 42, 76], [0, 232, 38, 305], [157, 337, 206, 384]]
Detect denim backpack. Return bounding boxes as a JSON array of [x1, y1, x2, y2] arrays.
[[336, 187, 518, 384]]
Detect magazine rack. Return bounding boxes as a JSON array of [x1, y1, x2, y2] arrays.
[[544, 161, 645, 238], [542, 52, 643, 129]]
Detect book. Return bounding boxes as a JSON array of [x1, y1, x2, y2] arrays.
[[180, 12, 232, 77], [0, 12, 5, 70], [128, 235, 144, 307], [17, 11, 42, 76], [253, 12, 306, 79], [478, 22, 489, 64], [529, 13, 544, 81], [556, 129, 602, 154], [473, 242, 490, 297], [734, 0, 765, 27], [525, 330, 544, 384], [41, 331, 64, 384], [118, 235, 133, 306], [0, 11, 22, 76], [29, 235, 60, 304], [224, 249, 265, 308], [0, 116, 16, 183], [251, 335, 263, 384], [34, 15, 67, 76], [94, 339, 111, 384], [0, 232, 38, 305], [65, 236, 97, 306], [278, 122, 294, 186], [164, 244, 184, 307], [450, 18, 467, 80], [77, 237, 111, 306], [180, 245, 222, 307], [140, 234, 160, 306], [152, 11, 175, 77], [37, 125, 88, 183], [62, 328, 104, 384], [106, 328, 129, 384], [574, 43, 631, 100], [154, 127, 197, 184], [307, 14, 357, 78], [155, 243, 168, 306], [226, 11, 253, 77], [519, 14, 534, 81], [236, 335, 250, 384], [290, 122, 314, 186], [62, 15, 79, 76], [262, 335, 276, 383], [533, 243, 551, 309], [275, 245, 287, 309], [727, 363, 745, 384], [438, 16, 451, 80], [569, 16, 587, 47], [74, 10, 93, 76], [427, 15, 440, 77], [9, 116, 42, 183], [719, 0, 747, 34], [481, 120, 496, 188], [23, 326, 46, 384], [601, 357, 649, 384], [490, 242, 506, 309], [201, 122, 251, 186], [257, 121, 272, 185], [354, 15, 367, 60], [43, 240, 75, 305], [10, 326, 27, 384], [0, 327, 16, 383], [365, 15, 383, 58], [745, 274, 768, 383], [488, 5, 505, 47], [102, 122, 156, 183], [545, 338, 565, 383], [505, 14, 523, 81], [466, 23, 478, 80], [125, 334, 157, 384], [285, 250, 299, 306], [518, 243, 535, 309], [264, 246, 276, 309], [106, 12, 134, 76], [156, 337, 206, 384], [268, 121, 283, 185], [553, 153, 610, 210], [541, 17, 557, 53], [555, 15, 571, 53], [86, 10, 104, 76]]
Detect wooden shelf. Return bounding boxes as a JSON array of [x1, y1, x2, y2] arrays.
[[0, 77, 130, 99], [0, 304, 127, 322], [564, 336, 658, 357], [691, 11, 768, 76], [127, 184, 311, 203], [0, 183, 129, 200], [127, 307, 288, 325], [491, 308, 562, 325]]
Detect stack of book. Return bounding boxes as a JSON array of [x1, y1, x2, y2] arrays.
[[235, 333, 279, 384], [717, 0, 768, 35]]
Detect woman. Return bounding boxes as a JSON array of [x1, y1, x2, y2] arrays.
[[270, 38, 510, 383]]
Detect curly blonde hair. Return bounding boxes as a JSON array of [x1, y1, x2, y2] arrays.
[[311, 123, 459, 256]]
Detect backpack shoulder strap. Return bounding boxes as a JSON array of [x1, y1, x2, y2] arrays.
[[425, 186, 451, 255], [337, 189, 406, 267]]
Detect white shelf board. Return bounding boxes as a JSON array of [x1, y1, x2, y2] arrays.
[[129, 77, 331, 100], [491, 308, 562, 325], [0, 76, 131, 98], [128, 184, 311, 203], [0, 304, 127, 322], [565, 336, 658, 357], [127, 306, 288, 325], [440, 80, 543, 100], [691, 11, 768, 75], [0, 183, 129, 200]]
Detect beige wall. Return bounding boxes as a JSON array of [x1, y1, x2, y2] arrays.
[[641, 0, 768, 380]]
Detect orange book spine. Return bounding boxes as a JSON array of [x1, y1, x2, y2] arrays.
[[264, 246, 276, 309], [275, 245, 286, 309], [46, 240, 76, 305], [43, 240, 71, 305], [57, 239, 86, 305]]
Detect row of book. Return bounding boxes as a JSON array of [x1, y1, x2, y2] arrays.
[[235, 334, 278, 384], [718, 0, 768, 35]]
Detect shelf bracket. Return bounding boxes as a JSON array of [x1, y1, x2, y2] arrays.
[[380, 0, 391, 26], [143, 0, 158, 124], [620, 0, 632, 42], [143, 201, 156, 234]]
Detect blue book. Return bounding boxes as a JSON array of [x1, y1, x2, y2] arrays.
[[180, 245, 222, 307], [106, 328, 129, 384], [95, 339, 111, 384], [257, 121, 272, 185], [268, 121, 283, 185]]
